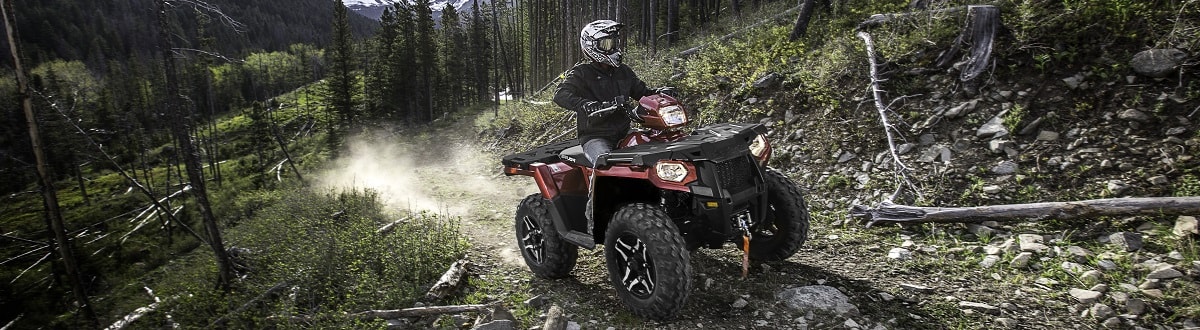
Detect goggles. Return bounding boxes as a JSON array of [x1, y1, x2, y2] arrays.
[[596, 37, 622, 54]]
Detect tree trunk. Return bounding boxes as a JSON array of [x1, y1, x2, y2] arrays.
[[3, 0, 98, 325], [666, 0, 679, 45], [156, 0, 234, 291], [788, 0, 817, 41], [851, 197, 1200, 225]]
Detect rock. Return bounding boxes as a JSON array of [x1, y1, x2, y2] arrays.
[[897, 143, 915, 155], [918, 145, 949, 163], [1018, 118, 1045, 136], [995, 317, 1019, 328], [1067, 246, 1094, 263], [1080, 270, 1104, 285], [999, 238, 1020, 253], [1109, 232, 1143, 252], [838, 151, 857, 163], [524, 295, 550, 309], [566, 321, 581, 330], [959, 301, 1000, 315], [1141, 289, 1164, 298], [878, 292, 895, 302], [992, 160, 1019, 175], [1121, 298, 1147, 316], [919, 134, 936, 145], [1130, 49, 1187, 78], [1168, 251, 1185, 261], [982, 185, 1002, 194], [988, 139, 1014, 155], [1063, 74, 1086, 89], [732, 297, 750, 309], [1110, 292, 1129, 304], [945, 99, 981, 118], [1107, 180, 1130, 195], [1174, 216, 1199, 236], [473, 320, 515, 330], [1146, 265, 1183, 279], [1090, 303, 1116, 319], [1018, 234, 1049, 253], [1036, 130, 1060, 142], [1101, 317, 1122, 329], [887, 248, 912, 260], [1062, 261, 1088, 275], [899, 283, 934, 293], [753, 72, 783, 89], [977, 115, 1009, 138], [968, 224, 996, 238], [777, 285, 861, 316], [1090, 284, 1109, 293], [1010, 252, 1033, 269], [1139, 279, 1160, 289], [1097, 259, 1118, 271], [1035, 277, 1059, 286], [1117, 283, 1139, 292], [1118, 109, 1152, 123], [1069, 288, 1103, 304], [984, 245, 1003, 255], [1148, 175, 1169, 185], [1166, 127, 1188, 136], [844, 318, 860, 328], [979, 255, 1001, 268]]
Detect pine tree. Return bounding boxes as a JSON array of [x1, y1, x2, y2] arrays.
[[325, 0, 356, 150], [412, 0, 438, 122], [468, 0, 492, 104], [438, 3, 467, 113]]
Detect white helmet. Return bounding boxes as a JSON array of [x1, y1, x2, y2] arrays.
[[580, 20, 625, 67]]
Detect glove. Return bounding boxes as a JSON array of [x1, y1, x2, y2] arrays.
[[584, 101, 616, 117], [625, 105, 646, 123], [655, 87, 679, 99]]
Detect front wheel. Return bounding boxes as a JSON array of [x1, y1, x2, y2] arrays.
[[604, 203, 692, 321], [737, 168, 811, 261], [515, 194, 578, 278]]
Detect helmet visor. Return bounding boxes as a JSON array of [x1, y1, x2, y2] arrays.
[[596, 37, 622, 54]]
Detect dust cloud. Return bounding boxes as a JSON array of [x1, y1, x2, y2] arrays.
[[313, 132, 533, 217]]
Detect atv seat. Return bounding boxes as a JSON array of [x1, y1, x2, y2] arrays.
[[558, 145, 594, 168]]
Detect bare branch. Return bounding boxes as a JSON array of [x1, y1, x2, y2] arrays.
[[857, 31, 921, 202], [170, 48, 244, 63], [851, 197, 1200, 227], [164, 0, 246, 32]]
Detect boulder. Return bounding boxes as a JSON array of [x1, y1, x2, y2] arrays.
[[1108, 232, 1143, 252], [1175, 216, 1199, 237], [1130, 49, 1187, 78], [777, 285, 861, 316]]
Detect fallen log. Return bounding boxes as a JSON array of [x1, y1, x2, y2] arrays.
[[425, 259, 472, 302], [104, 302, 159, 330], [375, 217, 410, 235], [352, 304, 492, 320], [851, 197, 1200, 226]]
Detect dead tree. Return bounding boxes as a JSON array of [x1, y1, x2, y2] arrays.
[[788, 0, 818, 40], [424, 259, 471, 302], [3, 0, 98, 324], [851, 197, 1200, 226], [156, 0, 235, 291]]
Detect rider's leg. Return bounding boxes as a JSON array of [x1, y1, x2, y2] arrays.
[[581, 138, 614, 166]]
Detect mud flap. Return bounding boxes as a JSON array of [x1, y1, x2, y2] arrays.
[[532, 163, 596, 249]]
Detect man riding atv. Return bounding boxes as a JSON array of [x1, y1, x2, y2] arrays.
[[553, 19, 677, 166], [503, 19, 811, 321]]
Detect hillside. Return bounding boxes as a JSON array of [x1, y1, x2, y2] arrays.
[[2, 0, 378, 68], [472, 1, 1200, 329]]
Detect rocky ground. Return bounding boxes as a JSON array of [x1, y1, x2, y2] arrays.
[[386, 47, 1199, 329]]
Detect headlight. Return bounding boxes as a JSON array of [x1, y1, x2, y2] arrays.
[[659, 105, 687, 126], [749, 134, 769, 158], [654, 161, 690, 182]]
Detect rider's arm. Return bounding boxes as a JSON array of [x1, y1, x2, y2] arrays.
[[554, 67, 592, 114]]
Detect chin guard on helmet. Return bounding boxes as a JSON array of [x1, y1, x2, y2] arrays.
[[581, 20, 625, 67]]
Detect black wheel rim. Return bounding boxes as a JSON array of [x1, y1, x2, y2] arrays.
[[520, 215, 545, 264], [613, 234, 656, 298]]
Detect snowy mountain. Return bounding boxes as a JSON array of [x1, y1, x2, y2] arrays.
[[342, 0, 480, 21]]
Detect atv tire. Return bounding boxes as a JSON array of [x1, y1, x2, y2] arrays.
[[515, 194, 578, 279], [737, 167, 811, 261], [604, 203, 692, 320]]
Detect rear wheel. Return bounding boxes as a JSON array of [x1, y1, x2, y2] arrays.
[[515, 194, 578, 278], [737, 168, 810, 261], [604, 203, 692, 320]]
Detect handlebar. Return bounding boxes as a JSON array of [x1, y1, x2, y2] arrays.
[[587, 105, 621, 118]]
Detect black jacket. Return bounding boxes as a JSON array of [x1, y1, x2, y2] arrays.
[[553, 62, 654, 141]]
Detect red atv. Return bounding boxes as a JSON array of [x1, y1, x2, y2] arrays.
[[501, 94, 810, 320]]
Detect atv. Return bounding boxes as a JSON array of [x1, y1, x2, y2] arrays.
[[501, 93, 811, 320]]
